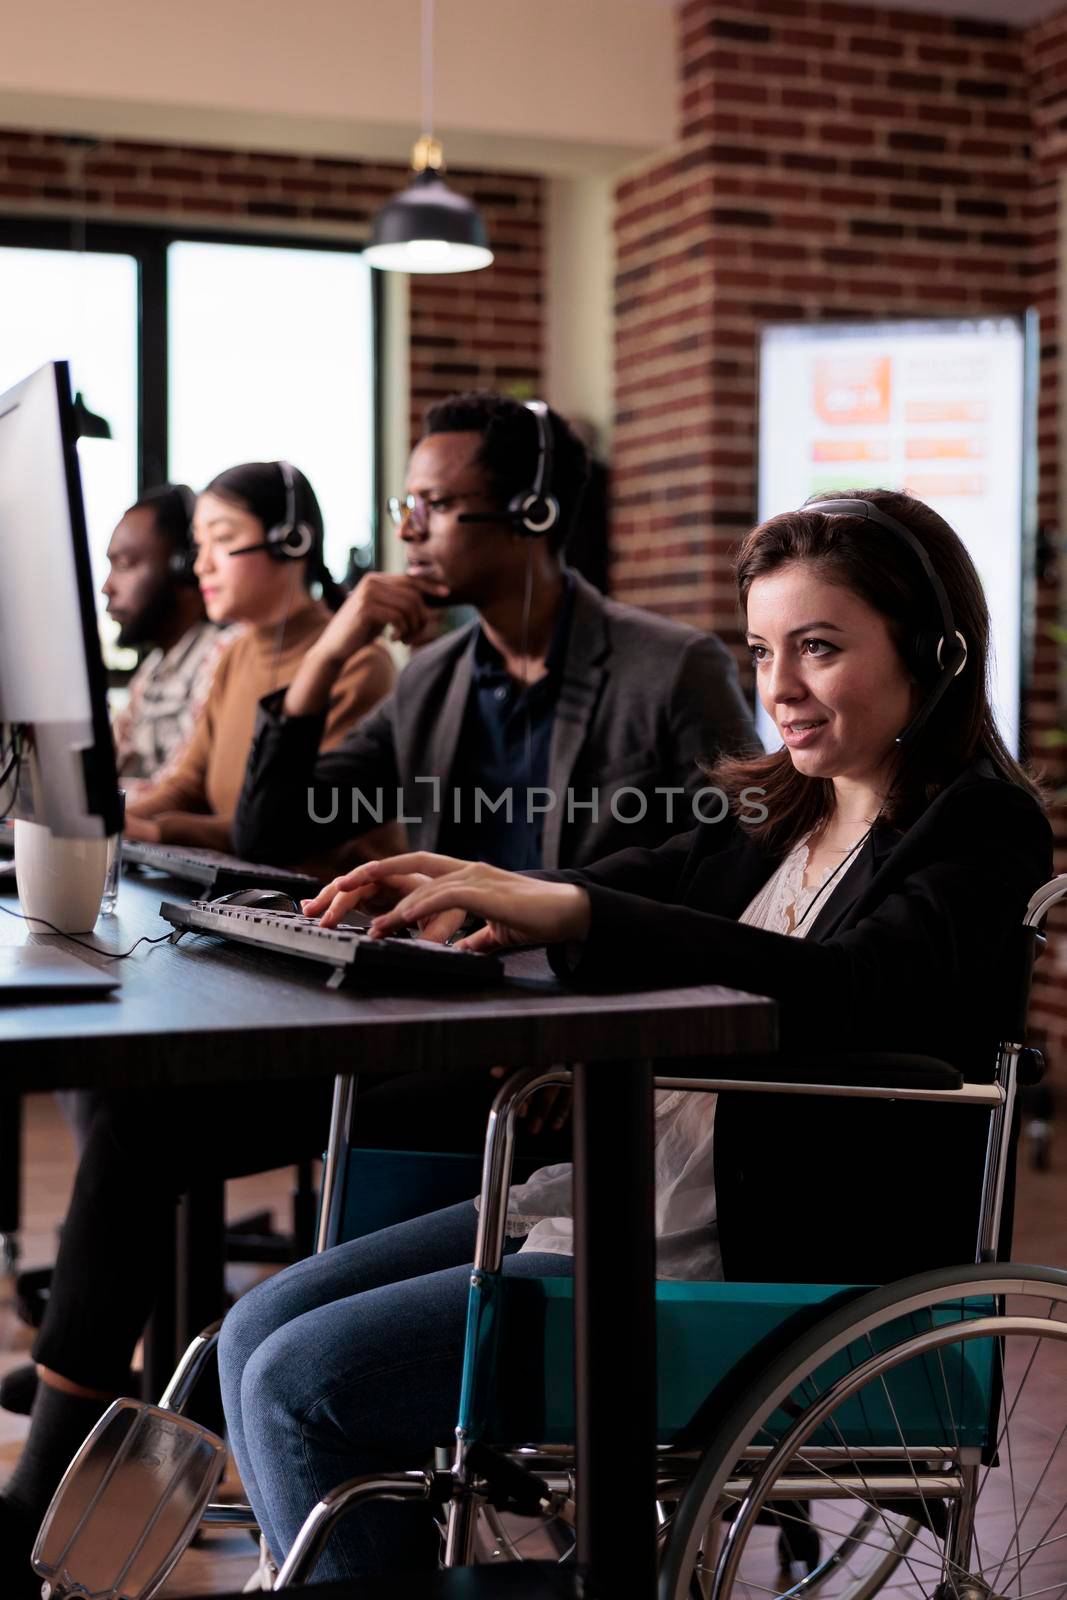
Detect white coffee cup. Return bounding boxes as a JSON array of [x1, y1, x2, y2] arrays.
[[14, 819, 109, 933]]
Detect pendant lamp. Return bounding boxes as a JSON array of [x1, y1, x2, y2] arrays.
[[362, 0, 493, 274]]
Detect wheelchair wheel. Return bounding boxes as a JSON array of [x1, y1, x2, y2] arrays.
[[659, 1263, 1067, 1600], [477, 1497, 575, 1564]]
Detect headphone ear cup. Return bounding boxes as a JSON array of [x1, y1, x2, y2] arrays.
[[508, 490, 561, 538], [169, 546, 196, 580], [266, 521, 316, 561], [911, 629, 966, 681]]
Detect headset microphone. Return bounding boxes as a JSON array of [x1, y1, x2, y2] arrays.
[[801, 497, 968, 747]]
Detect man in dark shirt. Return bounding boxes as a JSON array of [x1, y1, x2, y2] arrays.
[[443, 574, 575, 871], [234, 392, 758, 875]]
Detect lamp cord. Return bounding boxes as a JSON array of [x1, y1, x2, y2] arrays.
[[422, 0, 435, 140]]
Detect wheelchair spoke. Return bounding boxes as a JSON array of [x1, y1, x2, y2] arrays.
[[1015, 1581, 1067, 1600], [722, 1494, 944, 1578], [1017, 1527, 1067, 1561], [972, 1300, 1056, 1520], [988, 1333, 1028, 1596], [861, 1333, 952, 1594], [1008, 1491, 1067, 1589], [756, 1383, 941, 1597], [658, 1274, 1067, 1600], [818, 1401, 947, 1596], [987, 1340, 1067, 1593]]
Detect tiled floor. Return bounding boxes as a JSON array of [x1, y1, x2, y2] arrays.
[[0, 1094, 1064, 1596]]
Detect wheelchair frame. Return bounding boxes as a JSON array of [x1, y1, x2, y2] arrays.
[[272, 875, 1066, 1596]]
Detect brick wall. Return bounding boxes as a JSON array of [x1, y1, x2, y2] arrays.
[[613, 0, 1033, 635], [1025, 11, 1067, 1068], [0, 127, 544, 447], [613, 0, 1067, 1080]]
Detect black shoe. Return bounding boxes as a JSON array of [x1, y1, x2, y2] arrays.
[[0, 1365, 39, 1417], [0, 1496, 46, 1600]]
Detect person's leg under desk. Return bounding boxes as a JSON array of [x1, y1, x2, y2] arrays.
[[31, 1066, 538, 1392], [7, 1067, 560, 1556], [220, 1200, 570, 1581]]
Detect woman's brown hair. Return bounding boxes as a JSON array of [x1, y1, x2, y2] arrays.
[[710, 487, 1042, 855]]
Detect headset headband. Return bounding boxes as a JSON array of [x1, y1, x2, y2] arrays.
[[804, 498, 959, 654], [525, 400, 553, 506], [272, 461, 315, 561], [456, 399, 561, 537]]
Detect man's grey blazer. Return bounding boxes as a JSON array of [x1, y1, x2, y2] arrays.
[[233, 571, 758, 871]]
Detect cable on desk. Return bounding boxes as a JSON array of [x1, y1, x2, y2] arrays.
[[0, 900, 180, 961]]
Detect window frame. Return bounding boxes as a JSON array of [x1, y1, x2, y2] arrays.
[[0, 217, 384, 569]]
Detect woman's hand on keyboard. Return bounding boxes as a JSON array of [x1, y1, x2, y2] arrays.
[[123, 814, 162, 843], [346, 853, 592, 952], [301, 866, 467, 945]]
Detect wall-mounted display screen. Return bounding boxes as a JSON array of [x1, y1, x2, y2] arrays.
[[757, 316, 1033, 756]]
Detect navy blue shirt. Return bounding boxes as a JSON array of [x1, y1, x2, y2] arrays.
[[439, 577, 575, 871]]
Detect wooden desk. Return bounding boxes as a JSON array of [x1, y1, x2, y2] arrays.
[[0, 872, 777, 1595]]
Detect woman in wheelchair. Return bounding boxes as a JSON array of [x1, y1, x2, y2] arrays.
[[217, 488, 1052, 1583]]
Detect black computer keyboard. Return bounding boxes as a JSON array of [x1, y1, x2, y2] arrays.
[[159, 899, 504, 989], [124, 842, 322, 900]]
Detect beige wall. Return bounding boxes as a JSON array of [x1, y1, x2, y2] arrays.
[[0, 0, 675, 176], [546, 175, 615, 450]]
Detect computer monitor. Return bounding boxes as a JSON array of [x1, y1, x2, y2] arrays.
[[0, 361, 120, 839]]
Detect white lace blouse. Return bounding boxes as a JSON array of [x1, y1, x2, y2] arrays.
[[496, 832, 863, 1280]]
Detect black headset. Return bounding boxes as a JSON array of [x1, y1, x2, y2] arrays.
[[802, 497, 969, 747], [230, 461, 317, 562], [163, 485, 198, 579], [457, 399, 561, 538]]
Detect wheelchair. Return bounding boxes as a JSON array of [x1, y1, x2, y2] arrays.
[[30, 873, 1067, 1599]]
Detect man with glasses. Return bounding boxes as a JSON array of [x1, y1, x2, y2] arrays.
[[234, 390, 757, 877]]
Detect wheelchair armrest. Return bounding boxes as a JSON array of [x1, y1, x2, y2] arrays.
[[690, 1052, 964, 1092]]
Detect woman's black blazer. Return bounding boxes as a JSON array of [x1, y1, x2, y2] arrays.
[[551, 760, 1053, 1284]]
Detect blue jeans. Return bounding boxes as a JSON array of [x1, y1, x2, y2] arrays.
[[218, 1201, 572, 1583]]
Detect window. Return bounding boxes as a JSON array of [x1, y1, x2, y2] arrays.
[[0, 246, 139, 655], [167, 241, 375, 580], [0, 224, 378, 665]]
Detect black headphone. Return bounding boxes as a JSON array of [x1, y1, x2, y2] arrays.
[[162, 485, 197, 579], [802, 497, 969, 747], [457, 399, 561, 538], [230, 462, 317, 562]]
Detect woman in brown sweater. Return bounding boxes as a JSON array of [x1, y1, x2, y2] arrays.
[[125, 460, 395, 855]]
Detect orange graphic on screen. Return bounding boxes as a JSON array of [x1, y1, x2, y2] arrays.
[[812, 441, 891, 463], [813, 356, 891, 426], [906, 438, 986, 460]]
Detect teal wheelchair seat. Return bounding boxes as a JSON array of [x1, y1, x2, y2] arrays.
[[330, 1153, 997, 1455], [472, 1278, 996, 1450]]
